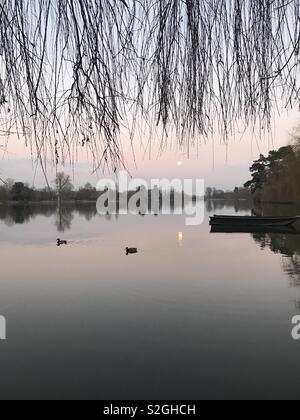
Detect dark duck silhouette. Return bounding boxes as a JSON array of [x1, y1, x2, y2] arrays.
[[57, 238, 68, 246], [125, 247, 138, 255]]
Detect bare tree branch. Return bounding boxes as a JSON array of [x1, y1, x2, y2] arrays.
[[0, 0, 299, 168]]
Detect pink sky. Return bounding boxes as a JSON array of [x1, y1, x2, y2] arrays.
[[0, 110, 299, 190]]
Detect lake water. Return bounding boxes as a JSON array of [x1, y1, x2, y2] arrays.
[[0, 201, 300, 400]]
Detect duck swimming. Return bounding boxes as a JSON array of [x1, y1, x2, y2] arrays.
[[57, 238, 68, 246], [125, 247, 138, 255]]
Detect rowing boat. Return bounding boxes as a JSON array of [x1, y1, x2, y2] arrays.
[[209, 215, 299, 227]]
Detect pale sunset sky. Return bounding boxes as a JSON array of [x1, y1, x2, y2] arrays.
[[0, 109, 299, 190]]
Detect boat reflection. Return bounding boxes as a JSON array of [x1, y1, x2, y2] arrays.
[[210, 225, 300, 235]]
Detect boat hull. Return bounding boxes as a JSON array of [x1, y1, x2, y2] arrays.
[[209, 215, 299, 227]]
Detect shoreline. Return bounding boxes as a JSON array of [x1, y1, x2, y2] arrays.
[[0, 200, 97, 206]]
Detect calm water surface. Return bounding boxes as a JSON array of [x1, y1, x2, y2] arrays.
[[0, 202, 300, 400]]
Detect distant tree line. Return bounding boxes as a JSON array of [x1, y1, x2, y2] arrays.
[[0, 173, 198, 205], [205, 187, 251, 200], [0, 173, 99, 203], [244, 135, 300, 204]]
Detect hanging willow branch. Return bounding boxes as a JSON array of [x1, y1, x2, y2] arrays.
[[0, 0, 300, 168]]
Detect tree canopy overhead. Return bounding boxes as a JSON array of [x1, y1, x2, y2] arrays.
[[0, 0, 300, 168]]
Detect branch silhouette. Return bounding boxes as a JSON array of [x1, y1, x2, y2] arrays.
[[0, 0, 299, 167]]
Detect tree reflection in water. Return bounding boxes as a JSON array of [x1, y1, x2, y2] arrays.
[[0, 203, 98, 231], [55, 206, 74, 233], [0, 204, 56, 226], [250, 204, 300, 290], [282, 256, 300, 289], [0, 202, 119, 232], [251, 229, 300, 304], [205, 199, 252, 214]]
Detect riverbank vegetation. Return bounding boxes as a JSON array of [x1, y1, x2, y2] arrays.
[[205, 187, 251, 201], [0, 173, 204, 205], [0, 173, 99, 204], [244, 134, 300, 204]]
